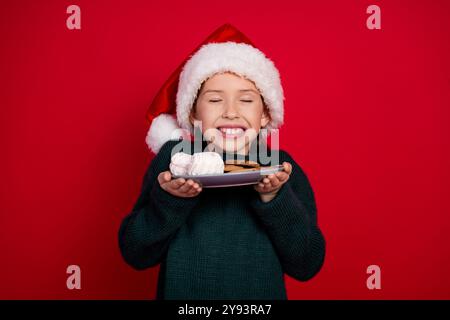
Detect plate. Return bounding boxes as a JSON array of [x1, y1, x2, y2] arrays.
[[171, 165, 285, 188]]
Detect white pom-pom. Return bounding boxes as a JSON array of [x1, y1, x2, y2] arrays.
[[145, 114, 186, 154]]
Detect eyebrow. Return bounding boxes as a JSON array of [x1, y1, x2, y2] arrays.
[[202, 89, 259, 95]]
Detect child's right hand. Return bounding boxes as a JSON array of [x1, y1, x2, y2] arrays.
[[157, 171, 202, 198]]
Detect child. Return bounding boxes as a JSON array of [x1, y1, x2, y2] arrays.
[[118, 24, 325, 300]]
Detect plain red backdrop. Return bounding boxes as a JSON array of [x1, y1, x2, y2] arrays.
[[1, 0, 449, 299]]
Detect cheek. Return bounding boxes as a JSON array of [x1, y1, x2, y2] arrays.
[[194, 104, 220, 128], [241, 107, 264, 128]]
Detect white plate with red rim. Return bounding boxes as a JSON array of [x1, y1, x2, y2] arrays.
[[171, 165, 285, 188]]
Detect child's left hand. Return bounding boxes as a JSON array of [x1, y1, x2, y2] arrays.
[[254, 162, 292, 203]]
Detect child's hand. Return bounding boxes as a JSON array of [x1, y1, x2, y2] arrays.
[[254, 162, 292, 203], [157, 171, 202, 198]]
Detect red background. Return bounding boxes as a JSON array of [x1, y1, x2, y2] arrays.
[[1, 0, 449, 299]]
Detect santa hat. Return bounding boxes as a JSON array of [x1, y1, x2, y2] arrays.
[[145, 23, 285, 154]]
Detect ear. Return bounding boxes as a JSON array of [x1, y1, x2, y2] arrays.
[[260, 105, 271, 128], [189, 109, 198, 126]]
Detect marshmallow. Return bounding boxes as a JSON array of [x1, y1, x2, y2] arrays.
[[188, 152, 224, 176], [169, 152, 225, 176], [169, 152, 192, 176]]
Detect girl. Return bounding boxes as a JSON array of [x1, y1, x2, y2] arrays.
[[118, 24, 325, 300]]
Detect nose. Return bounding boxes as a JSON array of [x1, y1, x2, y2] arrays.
[[222, 102, 239, 119]]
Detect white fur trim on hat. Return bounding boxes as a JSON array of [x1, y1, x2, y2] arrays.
[[145, 114, 188, 153], [176, 41, 284, 133], [146, 41, 284, 154]]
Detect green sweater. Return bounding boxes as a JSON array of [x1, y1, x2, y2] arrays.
[[118, 139, 325, 300]]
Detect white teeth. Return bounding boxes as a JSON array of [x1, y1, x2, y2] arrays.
[[219, 127, 244, 135]]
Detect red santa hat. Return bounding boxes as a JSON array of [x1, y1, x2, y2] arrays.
[[145, 23, 284, 154]]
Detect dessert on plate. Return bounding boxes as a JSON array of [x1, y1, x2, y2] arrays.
[[169, 152, 224, 176], [169, 152, 264, 176]]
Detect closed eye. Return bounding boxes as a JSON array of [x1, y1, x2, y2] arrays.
[[241, 100, 253, 103], [209, 99, 222, 103]]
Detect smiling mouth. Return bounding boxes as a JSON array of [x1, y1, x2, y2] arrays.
[[216, 126, 247, 139]]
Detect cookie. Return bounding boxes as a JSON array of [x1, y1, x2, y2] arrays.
[[224, 159, 260, 168], [228, 167, 259, 173], [224, 164, 245, 172]]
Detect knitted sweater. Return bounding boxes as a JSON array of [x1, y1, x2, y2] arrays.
[[118, 139, 326, 300]]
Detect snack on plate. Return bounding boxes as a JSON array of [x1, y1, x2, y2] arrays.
[[169, 152, 224, 176], [188, 152, 224, 175], [224, 166, 260, 173], [225, 159, 260, 168], [169, 152, 265, 176], [169, 152, 193, 176], [224, 160, 261, 172], [223, 164, 244, 172]]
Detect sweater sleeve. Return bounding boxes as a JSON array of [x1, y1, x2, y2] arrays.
[[249, 150, 326, 281], [118, 140, 200, 270]]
